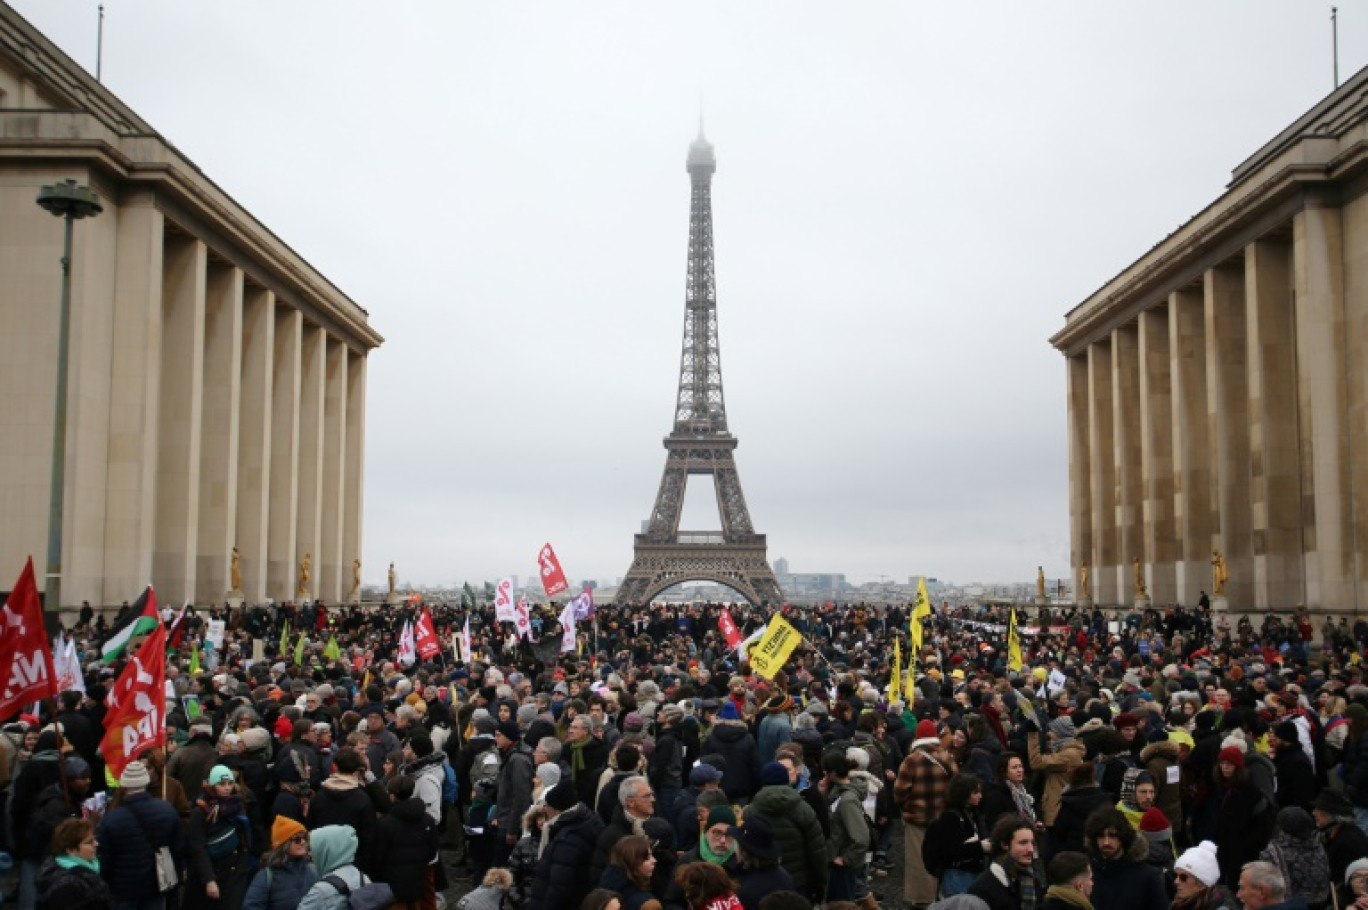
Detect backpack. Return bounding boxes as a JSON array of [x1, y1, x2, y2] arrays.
[[322, 872, 395, 910]]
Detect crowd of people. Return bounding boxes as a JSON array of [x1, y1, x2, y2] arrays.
[[4, 595, 1368, 910]]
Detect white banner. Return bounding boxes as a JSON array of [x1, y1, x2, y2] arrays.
[[206, 619, 226, 650], [494, 578, 517, 623]]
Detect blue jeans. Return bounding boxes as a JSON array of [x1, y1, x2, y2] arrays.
[[941, 868, 978, 897], [16, 860, 37, 910]]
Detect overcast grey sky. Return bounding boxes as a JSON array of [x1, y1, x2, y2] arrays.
[[14, 2, 1368, 591]]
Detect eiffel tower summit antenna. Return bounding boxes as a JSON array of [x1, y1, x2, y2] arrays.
[[614, 133, 783, 607]]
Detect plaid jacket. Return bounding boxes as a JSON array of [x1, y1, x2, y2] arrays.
[[894, 742, 957, 826]]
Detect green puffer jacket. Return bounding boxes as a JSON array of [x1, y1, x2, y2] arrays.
[[826, 778, 871, 871], [745, 784, 829, 901]]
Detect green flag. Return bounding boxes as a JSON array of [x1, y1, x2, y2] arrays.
[[294, 631, 307, 665], [189, 645, 201, 676], [323, 635, 340, 661]]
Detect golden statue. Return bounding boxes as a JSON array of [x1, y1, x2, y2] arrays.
[[1079, 563, 1089, 597], [1133, 556, 1147, 598], [349, 558, 361, 601], [297, 552, 311, 597], [230, 546, 242, 592], [1036, 566, 1046, 598], [388, 562, 397, 596], [1212, 550, 1229, 596]]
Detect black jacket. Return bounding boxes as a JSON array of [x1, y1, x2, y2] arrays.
[[589, 804, 647, 885], [96, 793, 187, 901], [373, 797, 438, 903], [924, 806, 987, 875], [1087, 833, 1169, 910], [568, 737, 610, 810], [36, 856, 112, 910], [1051, 784, 1112, 853], [968, 858, 1048, 910], [702, 721, 762, 801], [306, 778, 379, 875], [28, 782, 82, 861], [1272, 746, 1315, 812], [528, 803, 605, 910], [9, 752, 63, 860], [649, 726, 684, 792]]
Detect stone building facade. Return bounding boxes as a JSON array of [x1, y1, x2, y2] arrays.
[[1052, 66, 1368, 615], [0, 3, 382, 608]]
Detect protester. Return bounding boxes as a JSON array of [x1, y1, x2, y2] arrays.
[[96, 760, 186, 910], [34, 818, 113, 910], [967, 814, 1047, 910], [743, 762, 827, 904], [243, 817, 318, 910]]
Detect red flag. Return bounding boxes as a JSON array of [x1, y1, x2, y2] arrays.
[[718, 608, 742, 651], [414, 607, 441, 660], [537, 543, 569, 597], [0, 558, 58, 719], [99, 620, 167, 780]]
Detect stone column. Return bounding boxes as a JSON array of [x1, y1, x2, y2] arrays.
[[100, 191, 164, 603], [1245, 238, 1304, 609], [236, 287, 274, 603], [1113, 325, 1143, 601], [321, 338, 348, 603], [1139, 306, 1175, 603], [1088, 341, 1117, 605], [1170, 287, 1211, 602], [343, 351, 367, 603], [295, 323, 326, 601], [268, 307, 301, 600], [1294, 199, 1356, 611], [153, 234, 207, 605], [1067, 355, 1093, 602], [1205, 265, 1252, 608], [195, 263, 243, 604]]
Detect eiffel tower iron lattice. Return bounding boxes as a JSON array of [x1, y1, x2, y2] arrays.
[[615, 130, 783, 607]]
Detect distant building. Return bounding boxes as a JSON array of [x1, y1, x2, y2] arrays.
[[774, 556, 790, 575]]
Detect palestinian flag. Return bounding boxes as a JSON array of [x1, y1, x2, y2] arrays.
[[101, 586, 158, 664]]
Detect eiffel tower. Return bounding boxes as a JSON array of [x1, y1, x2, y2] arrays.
[[615, 130, 783, 607]]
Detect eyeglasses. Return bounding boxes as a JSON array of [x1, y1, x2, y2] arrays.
[[289, 834, 309, 845]]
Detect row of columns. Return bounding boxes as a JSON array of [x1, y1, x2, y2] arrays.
[[1068, 198, 1366, 612], [99, 193, 366, 606]]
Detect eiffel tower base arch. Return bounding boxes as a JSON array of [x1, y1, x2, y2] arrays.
[[615, 538, 783, 606]]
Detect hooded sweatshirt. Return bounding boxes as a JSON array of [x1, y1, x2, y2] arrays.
[[297, 825, 369, 910]]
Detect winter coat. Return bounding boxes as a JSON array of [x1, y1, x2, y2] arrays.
[[1272, 746, 1316, 812], [1322, 819, 1368, 885], [28, 782, 82, 861], [242, 857, 318, 910], [597, 768, 643, 826], [649, 726, 685, 793], [568, 736, 610, 809], [1259, 832, 1330, 909], [745, 784, 828, 900], [702, 721, 762, 801], [826, 778, 870, 870], [735, 864, 795, 910], [1051, 784, 1112, 853], [373, 796, 439, 903], [756, 712, 793, 765], [9, 751, 62, 860], [590, 804, 651, 884], [35, 857, 112, 910], [495, 744, 536, 840], [96, 793, 187, 902], [1140, 738, 1183, 833], [306, 776, 379, 875], [1026, 734, 1086, 826], [967, 736, 1004, 786], [506, 813, 544, 910], [894, 741, 958, 826], [528, 802, 605, 910], [167, 735, 220, 796], [598, 864, 663, 910], [968, 858, 1049, 910], [1086, 826, 1169, 910], [1214, 778, 1274, 887], [185, 801, 254, 910], [297, 865, 369, 910], [924, 806, 987, 875]]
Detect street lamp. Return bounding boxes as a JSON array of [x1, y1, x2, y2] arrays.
[[36, 178, 103, 614]]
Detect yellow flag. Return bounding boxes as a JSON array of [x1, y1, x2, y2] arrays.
[[361, 668, 372, 691], [323, 635, 341, 661], [293, 631, 307, 666], [279, 621, 290, 657], [911, 577, 932, 652], [888, 639, 902, 704], [749, 615, 804, 680], [1008, 607, 1023, 672], [189, 646, 200, 676]]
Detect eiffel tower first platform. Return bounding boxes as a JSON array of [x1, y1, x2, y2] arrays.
[[614, 131, 784, 607]]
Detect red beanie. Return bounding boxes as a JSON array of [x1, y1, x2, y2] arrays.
[[915, 719, 938, 741], [1113, 712, 1140, 730], [1218, 746, 1245, 768], [274, 716, 293, 738], [1139, 807, 1171, 833]]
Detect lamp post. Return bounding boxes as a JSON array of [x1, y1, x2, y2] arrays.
[[36, 178, 103, 614]]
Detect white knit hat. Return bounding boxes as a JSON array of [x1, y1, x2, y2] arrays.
[[1175, 840, 1220, 887]]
